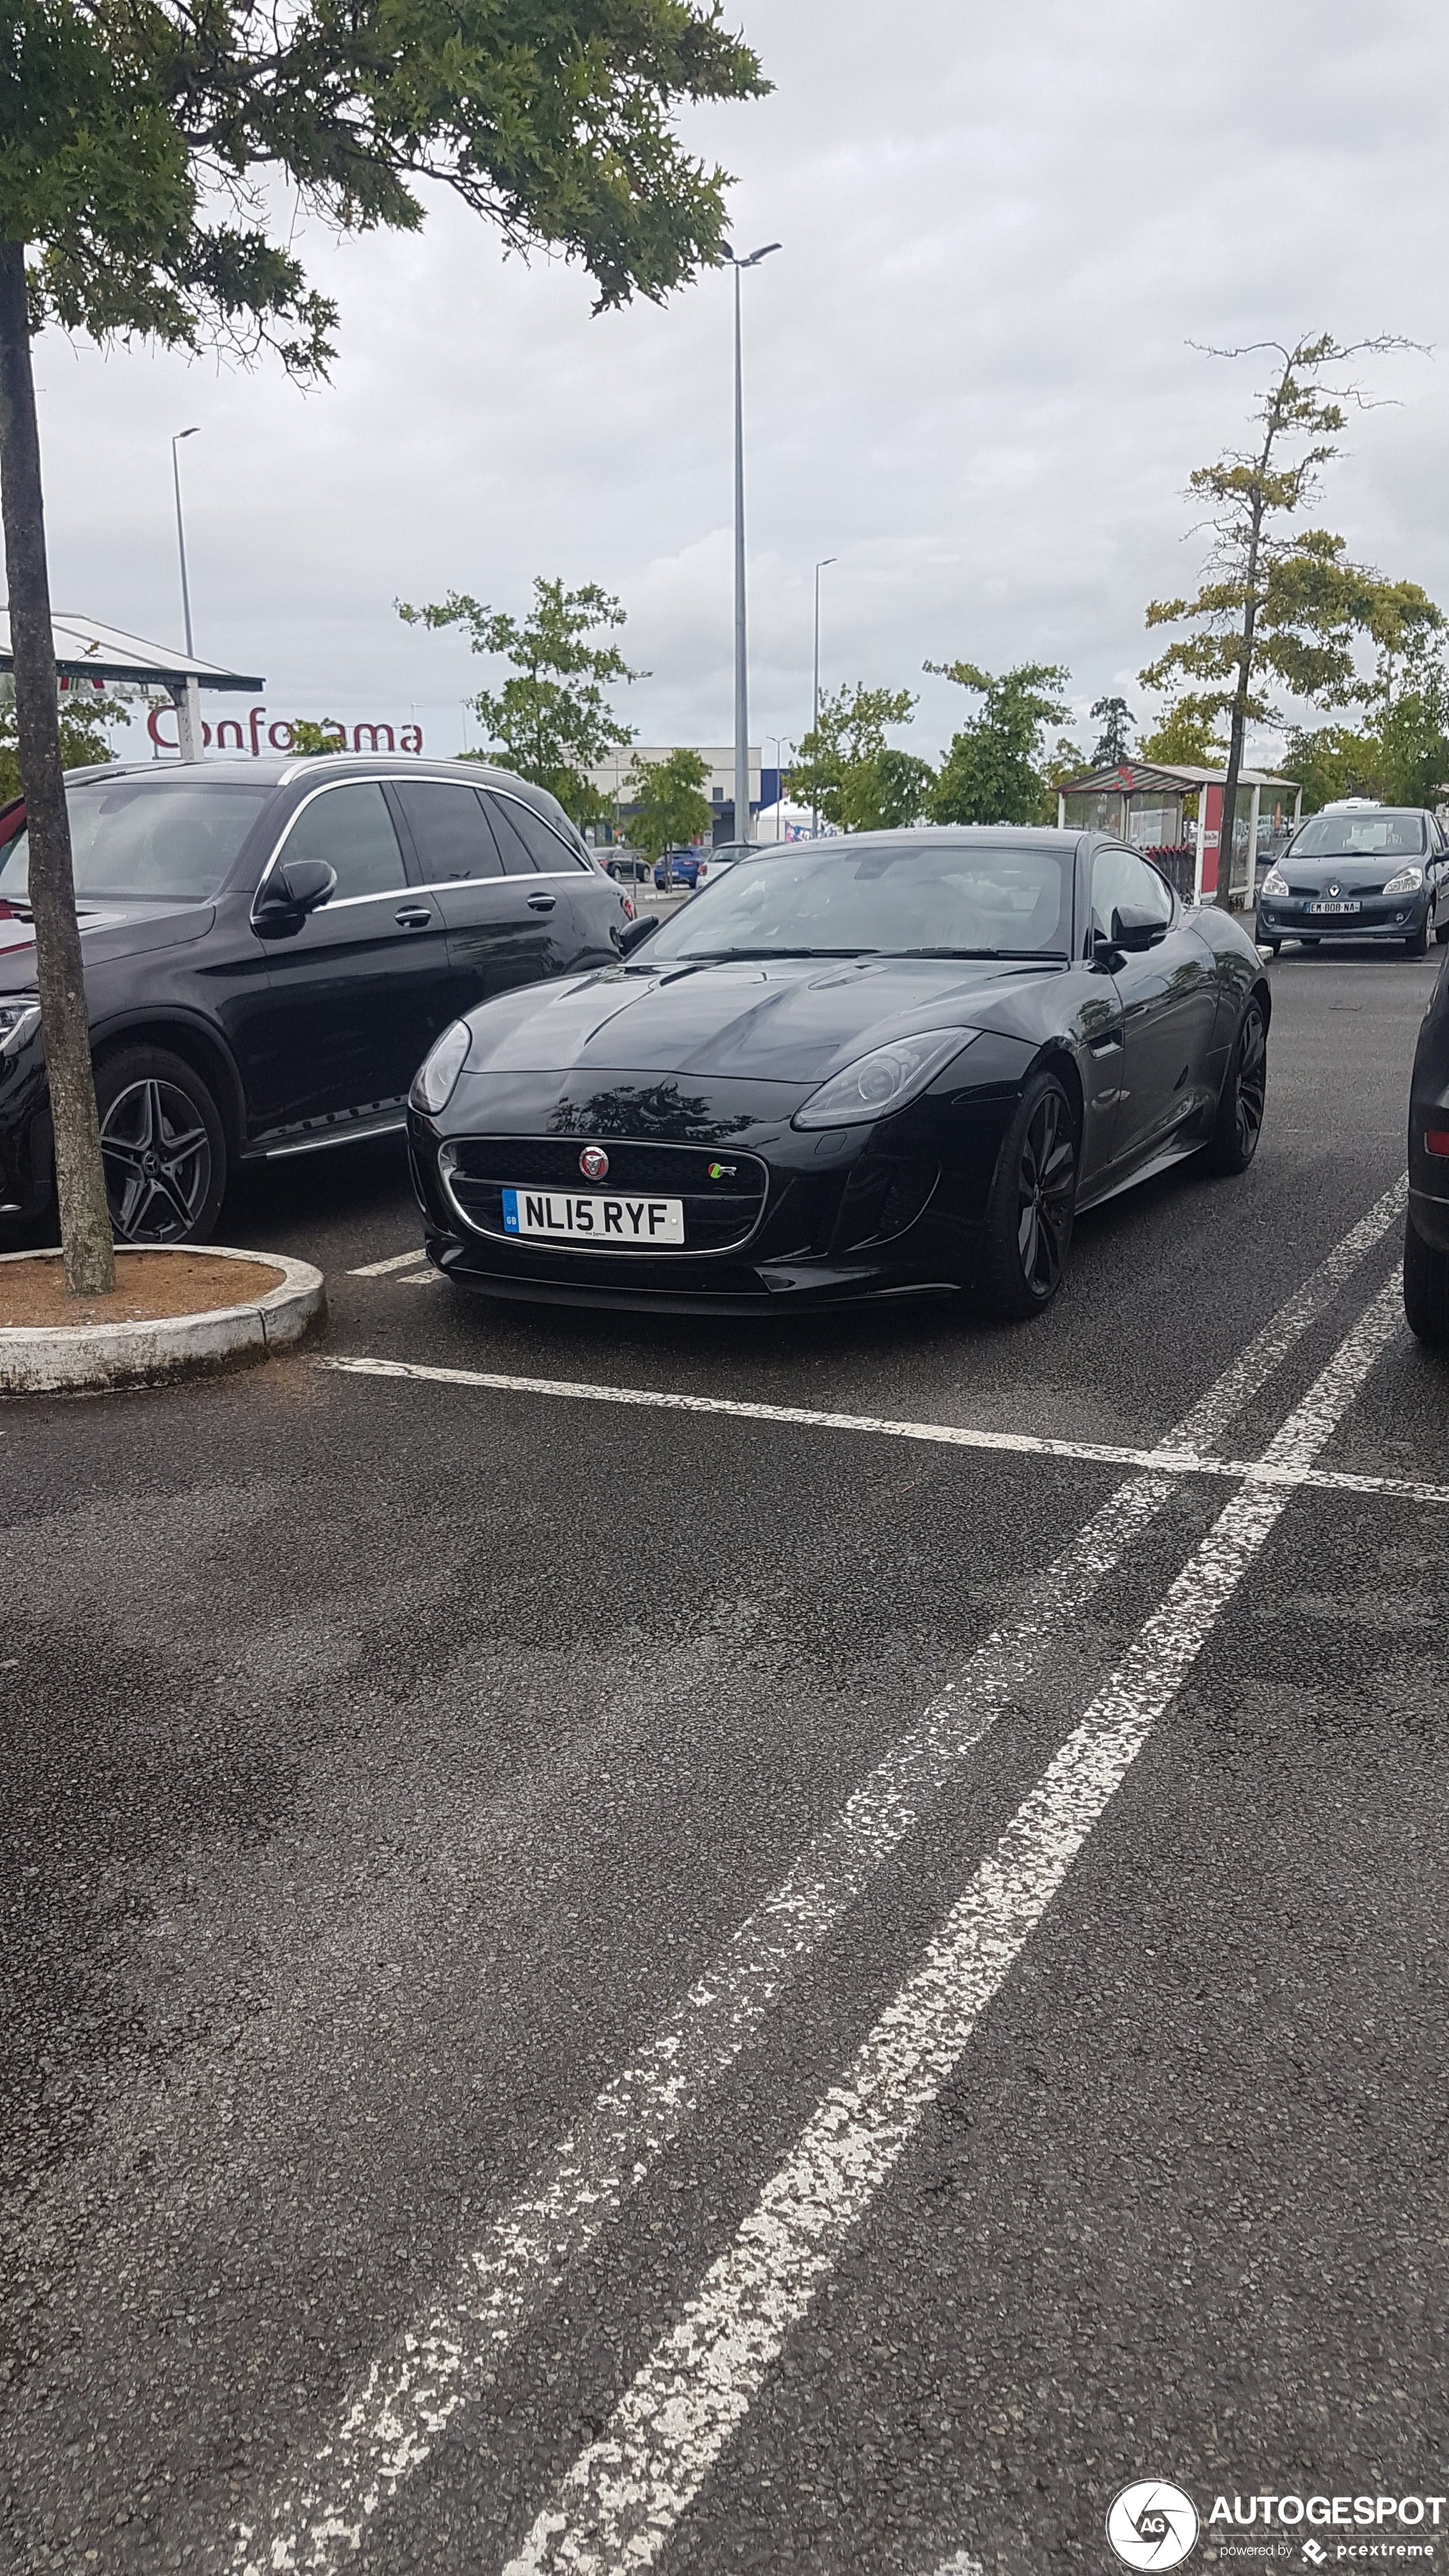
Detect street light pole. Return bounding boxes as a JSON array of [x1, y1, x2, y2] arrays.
[[812, 554, 835, 836], [724, 241, 779, 849], [171, 427, 200, 656]]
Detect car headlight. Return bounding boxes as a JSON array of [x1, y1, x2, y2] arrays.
[[1259, 867, 1288, 898], [1383, 864, 1424, 896], [792, 1028, 978, 1129], [0, 1001, 41, 1055], [410, 1019, 471, 1116]]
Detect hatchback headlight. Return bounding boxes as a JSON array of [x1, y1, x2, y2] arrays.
[[410, 1019, 471, 1115], [793, 1028, 977, 1129], [1259, 866, 1288, 898], [1383, 864, 1424, 896]]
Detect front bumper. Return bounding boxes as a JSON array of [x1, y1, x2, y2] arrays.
[[1257, 890, 1431, 944], [407, 1048, 1026, 1314]]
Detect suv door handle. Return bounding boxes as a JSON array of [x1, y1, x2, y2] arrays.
[[394, 905, 432, 929], [526, 892, 557, 912]]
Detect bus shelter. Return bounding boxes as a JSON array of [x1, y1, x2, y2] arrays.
[[0, 613, 262, 762], [1057, 761, 1302, 905]]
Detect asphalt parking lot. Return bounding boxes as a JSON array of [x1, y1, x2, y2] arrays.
[[4, 943, 1448, 2576]]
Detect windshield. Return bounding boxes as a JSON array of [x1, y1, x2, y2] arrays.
[[645, 837, 1072, 963], [0, 775, 274, 902], [1292, 811, 1427, 859]]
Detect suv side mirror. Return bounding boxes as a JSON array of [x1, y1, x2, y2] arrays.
[[619, 913, 659, 957], [1107, 904, 1167, 954], [258, 856, 337, 917]]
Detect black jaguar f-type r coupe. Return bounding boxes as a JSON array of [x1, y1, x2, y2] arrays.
[[406, 828, 1269, 1319]]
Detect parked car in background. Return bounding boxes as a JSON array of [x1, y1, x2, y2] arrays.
[[604, 849, 651, 885], [1405, 939, 1449, 1344], [695, 841, 755, 889], [0, 754, 632, 1244], [653, 848, 704, 890], [1257, 805, 1449, 955]]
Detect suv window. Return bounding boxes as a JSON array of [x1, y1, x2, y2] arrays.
[[393, 780, 503, 881], [280, 782, 407, 900], [487, 793, 585, 872], [1090, 844, 1173, 943]]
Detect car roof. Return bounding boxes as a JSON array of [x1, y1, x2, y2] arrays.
[[760, 825, 1090, 854], [69, 754, 574, 811]]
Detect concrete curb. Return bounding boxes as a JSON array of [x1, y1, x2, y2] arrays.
[[0, 1245, 327, 1394]]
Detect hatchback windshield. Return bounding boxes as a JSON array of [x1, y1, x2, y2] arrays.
[[646, 837, 1072, 962], [1291, 811, 1427, 859], [0, 776, 274, 902]]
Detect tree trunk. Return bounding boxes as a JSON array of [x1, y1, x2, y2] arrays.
[[1217, 501, 1266, 916], [0, 244, 114, 1294]]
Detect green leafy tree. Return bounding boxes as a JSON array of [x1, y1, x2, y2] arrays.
[[925, 662, 1070, 825], [1280, 723, 1382, 812], [284, 719, 347, 758], [0, 683, 128, 801], [790, 683, 934, 832], [0, 0, 766, 1294], [399, 579, 642, 825], [1137, 702, 1227, 767], [624, 746, 711, 878], [1139, 334, 1415, 912], [1089, 695, 1134, 767]]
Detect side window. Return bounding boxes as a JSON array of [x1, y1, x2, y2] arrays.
[[490, 793, 586, 872], [279, 782, 406, 900], [1090, 845, 1173, 942], [392, 781, 503, 881]]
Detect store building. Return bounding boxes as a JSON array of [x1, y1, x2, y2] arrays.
[[587, 745, 784, 845]]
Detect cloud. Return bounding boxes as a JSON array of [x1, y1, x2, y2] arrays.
[[33, 0, 1449, 767]]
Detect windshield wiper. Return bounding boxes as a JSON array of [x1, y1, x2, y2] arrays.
[[885, 946, 1068, 961], [667, 945, 883, 963]]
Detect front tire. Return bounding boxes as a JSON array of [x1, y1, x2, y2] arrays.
[[977, 1069, 1078, 1321], [94, 1045, 226, 1244], [1405, 1214, 1449, 1347], [1205, 995, 1268, 1176], [1406, 914, 1430, 957]]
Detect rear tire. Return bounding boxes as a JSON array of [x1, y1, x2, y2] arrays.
[[1205, 995, 1268, 1176], [1404, 1213, 1449, 1347], [94, 1044, 226, 1244], [977, 1069, 1078, 1321]]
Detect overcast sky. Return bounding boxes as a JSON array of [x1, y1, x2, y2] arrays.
[[35, 0, 1449, 767]]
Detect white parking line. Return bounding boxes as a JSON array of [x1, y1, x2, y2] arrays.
[[347, 1248, 430, 1277], [230, 1184, 1406, 2576], [502, 1279, 1406, 2576]]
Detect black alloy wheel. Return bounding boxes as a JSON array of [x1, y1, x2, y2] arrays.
[[95, 1045, 226, 1244], [1206, 995, 1268, 1176], [979, 1069, 1078, 1321], [1404, 1214, 1449, 1346]]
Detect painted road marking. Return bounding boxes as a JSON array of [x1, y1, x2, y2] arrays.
[[502, 1279, 1406, 2576], [347, 1248, 431, 1277], [230, 1184, 1406, 2576]]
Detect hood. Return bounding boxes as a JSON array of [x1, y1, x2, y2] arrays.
[[1280, 852, 1423, 889], [463, 953, 1063, 1083], [0, 896, 216, 990]]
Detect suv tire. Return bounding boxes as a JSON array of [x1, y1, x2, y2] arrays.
[[94, 1044, 227, 1244], [1404, 1212, 1449, 1347]]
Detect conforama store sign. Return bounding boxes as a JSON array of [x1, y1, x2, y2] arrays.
[[145, 704, 426, 756]]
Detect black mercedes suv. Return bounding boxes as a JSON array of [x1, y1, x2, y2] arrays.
[[0, 755, 632, 1241]]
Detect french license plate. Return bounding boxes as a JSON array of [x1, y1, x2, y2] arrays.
[[1310, 898, 1360, 914], [501, 1186, 685, 1246]]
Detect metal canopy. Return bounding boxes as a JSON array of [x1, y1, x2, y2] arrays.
[[0, 612, 262, 694], [1061, 760, 1299, 793]]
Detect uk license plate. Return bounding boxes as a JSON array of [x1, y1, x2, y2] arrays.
[[501, 1187, 686, 1246], [1310, 898, 1360, 914]]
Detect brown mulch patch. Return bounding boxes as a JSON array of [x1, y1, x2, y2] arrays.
[[0, 1250, 288, 1330]]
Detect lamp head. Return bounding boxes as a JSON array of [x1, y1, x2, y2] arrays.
[[175, 425, 200, 442]]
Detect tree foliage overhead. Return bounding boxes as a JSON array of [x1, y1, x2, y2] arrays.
[[624, 744, 710, 865], [399, 576, 641, 823], [925, 661, 1070, 827], [0, 0, 768, 362], [0, 682, 127, 801], [790, 683, 933, 833]]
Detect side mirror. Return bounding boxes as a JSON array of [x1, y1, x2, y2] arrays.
[[619, 913, 659, 957], [258, 856, 337, 917], [1108, 904, 1168, 954]]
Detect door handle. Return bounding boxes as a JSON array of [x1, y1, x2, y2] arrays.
[[526, 892, 557, 912], [394, 906, 432, 929]]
